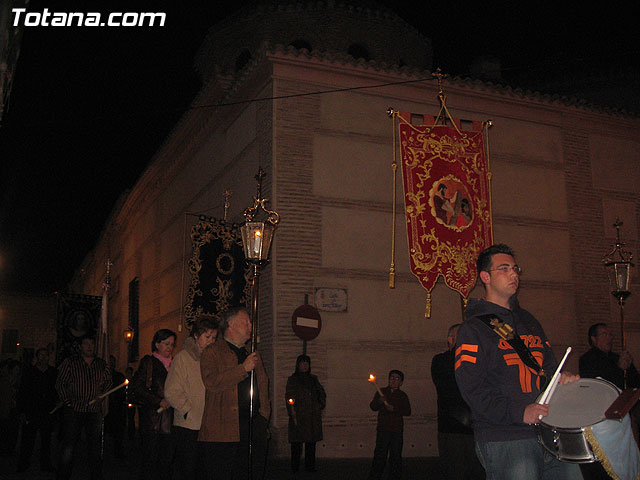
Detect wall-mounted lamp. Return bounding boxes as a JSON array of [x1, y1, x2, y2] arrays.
[[123, 327, 135, 343]]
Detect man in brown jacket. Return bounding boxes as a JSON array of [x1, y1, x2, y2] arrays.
[[198, 307, 270, 479]]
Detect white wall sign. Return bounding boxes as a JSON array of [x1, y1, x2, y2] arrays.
[[314, 287, 348, 312]]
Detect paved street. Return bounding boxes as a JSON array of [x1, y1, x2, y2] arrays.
[[0, 436, 441, 480]]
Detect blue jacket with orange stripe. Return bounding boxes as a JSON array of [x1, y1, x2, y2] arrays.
[[454, 296, 558, 442]]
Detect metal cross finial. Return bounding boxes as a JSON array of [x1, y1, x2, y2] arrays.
[[605, 218, 634, 264], [432, 67, 448, 96], [223, 190, 233, 223], [614, 218, 623, 240], [255, 167, 265, 198], [243, 167, 280, 226]]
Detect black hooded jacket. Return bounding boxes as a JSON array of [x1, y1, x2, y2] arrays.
[[454, 296, 559, 442]]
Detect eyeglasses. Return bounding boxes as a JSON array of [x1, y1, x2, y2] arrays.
[[488, 265, 522, 275]]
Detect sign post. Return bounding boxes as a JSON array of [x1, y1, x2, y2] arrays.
[[291, 304, 322, 354]]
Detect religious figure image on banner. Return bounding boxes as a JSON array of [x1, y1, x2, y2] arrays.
[[67, 310, 93, 338], [431, 178, 474, 228], [56, 294, 101, 365], [398, 113, 493, 299]]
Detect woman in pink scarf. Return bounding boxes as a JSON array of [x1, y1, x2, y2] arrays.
[[132, 328, 176, 480]]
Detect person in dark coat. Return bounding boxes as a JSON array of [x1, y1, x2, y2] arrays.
[[431, 324, 485, 479], [579, 322, 640, 390], [579, 322, 640, 480], [125, 366, 137, 440], [131, 329, 176, 480], [285, 354, 326, 473], [104, 355, 127, 458], [16, 348, 57, 472], [0, 359, 21, 456]]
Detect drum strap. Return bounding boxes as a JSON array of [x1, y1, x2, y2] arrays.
[[476, 314, 547, 383]]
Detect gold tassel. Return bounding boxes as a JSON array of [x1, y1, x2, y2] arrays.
[[483, 120, 494, 239], [425, 291, 432, 319], [584, 427, 621, 480], [460, 295, 469, 322]]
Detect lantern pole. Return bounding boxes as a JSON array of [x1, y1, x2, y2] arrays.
[[240, 167, 280, 479], [602, 218, 634, 386]]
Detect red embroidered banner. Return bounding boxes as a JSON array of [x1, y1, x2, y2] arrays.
[[398, 113, 493, 298]]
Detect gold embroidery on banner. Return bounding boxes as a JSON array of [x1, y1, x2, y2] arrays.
[[210, 277, 233, 314], [215, 252, 234, 275], [399, 116, 491, 299], [404, 129, 485, 233], [184, 218, 251, 330], [409, 228, 484, 294]]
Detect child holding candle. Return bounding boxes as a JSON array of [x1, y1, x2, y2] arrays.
[[367, 369, 411, 480]]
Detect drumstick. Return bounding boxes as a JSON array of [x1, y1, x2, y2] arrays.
[[538, 347, 571, 405], [537, 347, 571, 419]]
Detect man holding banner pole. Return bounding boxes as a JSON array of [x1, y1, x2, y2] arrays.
[[198, 307, 270, 480]]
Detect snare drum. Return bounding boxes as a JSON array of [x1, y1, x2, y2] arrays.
[[537, 377, 620, 463]]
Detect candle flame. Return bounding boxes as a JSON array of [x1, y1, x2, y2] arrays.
[[128, 403, 133, 408], [124, 379, 129, 385], [288, 398, 295, 405], [368, 374, 375, 382]]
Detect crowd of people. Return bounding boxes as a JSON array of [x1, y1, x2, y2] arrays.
[[2, 244, 640, 480]]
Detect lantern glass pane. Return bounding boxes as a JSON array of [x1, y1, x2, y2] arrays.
[[241, 221, 275, 261], [607, 262, 631, 293], [615, 263, 630, 292]]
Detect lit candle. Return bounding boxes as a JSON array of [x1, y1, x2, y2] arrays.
[[367, 372, 387, 402], [89, 379, 129, 405], [288, 397, 297, 425]]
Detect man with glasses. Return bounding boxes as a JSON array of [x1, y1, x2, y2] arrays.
[[579, 323, 640, 390], [455, 244, 581, 480]]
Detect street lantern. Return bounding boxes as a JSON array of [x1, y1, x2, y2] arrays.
[[240, 167, 280, 479], [241, 220, 277, 264], [602, 218, 634, 351]]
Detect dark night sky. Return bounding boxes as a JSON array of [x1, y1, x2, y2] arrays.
[[0, 0, 637, 294]]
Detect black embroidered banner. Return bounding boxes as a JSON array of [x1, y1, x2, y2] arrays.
[[184, 217, 251, 330], [56, 293, 102, 365]]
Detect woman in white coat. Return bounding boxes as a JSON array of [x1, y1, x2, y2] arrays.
[[164, 317, 218, 479]]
